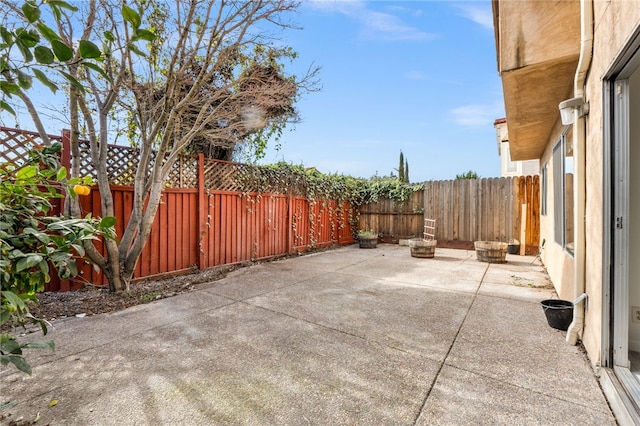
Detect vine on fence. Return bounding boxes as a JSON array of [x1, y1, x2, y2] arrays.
[[236, 162, 424, 241]]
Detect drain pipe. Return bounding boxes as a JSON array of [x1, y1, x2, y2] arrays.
[[566, 0, 593, 346]]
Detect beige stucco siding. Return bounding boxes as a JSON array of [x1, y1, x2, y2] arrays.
[[581, 0, 640, 365]]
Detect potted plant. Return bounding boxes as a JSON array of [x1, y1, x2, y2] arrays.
[[408, 238, 437, 258], [474, 241, 508, 263], [507, 238, 520, 254], [357, 230, 378, 249]]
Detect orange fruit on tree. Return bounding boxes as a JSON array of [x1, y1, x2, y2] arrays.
[[73, 185, 91, 196]]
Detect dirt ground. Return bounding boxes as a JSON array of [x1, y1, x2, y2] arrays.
[[24, 266, 236, 323]]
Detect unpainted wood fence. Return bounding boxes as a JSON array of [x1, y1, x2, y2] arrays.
[[359, 176, 540, 254]]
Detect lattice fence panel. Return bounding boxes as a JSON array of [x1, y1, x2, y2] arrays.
[[0, 127, 62, 166], [3, 127, 304, 192], [75, 140, 197, 188], [204, 160, 247, 192], [166, 155, 198, 188], [203, 158, 309, 195]]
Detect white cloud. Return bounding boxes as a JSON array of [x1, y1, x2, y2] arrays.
[[404, 70, 429, 80], [307, 0, 435, 41], [454, 4, 494, 31], [450, 103, 502, 127]]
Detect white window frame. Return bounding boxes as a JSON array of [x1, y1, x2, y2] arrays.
[[552, 127, 574, 254]]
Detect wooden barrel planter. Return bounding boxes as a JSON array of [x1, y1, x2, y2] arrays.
[[474, 241, 508, 263], [409, 238, 437, 258], [358, 234, 378, 249]]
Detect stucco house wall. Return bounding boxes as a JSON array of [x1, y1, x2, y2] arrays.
[[581, 0, 640, 364]]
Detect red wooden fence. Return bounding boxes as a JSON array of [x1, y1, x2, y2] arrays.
[[0, 127, 355, 291], [54, 187, 354, 291]]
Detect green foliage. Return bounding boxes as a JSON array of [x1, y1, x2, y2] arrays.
[[405, 159, 409, 183], [396, 151, 410, 183], [360, 176, 423, 205], [0, 143, 116, 374], [238, 162, 422, 207], [455, 170, 480, 180], [236, 162, 423, 241], [398, 151, 405, 183], [1, 335, 54, 375], [0, 0, 155, 115]]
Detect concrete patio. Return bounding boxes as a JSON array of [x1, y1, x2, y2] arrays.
[[1, 245, 615, 425]]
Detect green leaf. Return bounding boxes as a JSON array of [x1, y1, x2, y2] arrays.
[[22, 340, 55, 351], [51, 39, 73, 61], [82, 61, 109, 81], [16, 254, 44, 272], [0, 311, 10, 326], [0, 26, 13, 44], [103, 30, 115, 42], [56, 166, 67, 180], [0, 100, 15, 115], [34, 46, 54, 64], [132, 29, 156, 42], [0, 400, 16, 410], [1, 291, 26, 311], [15, 39, 34, 62], [36, 23, 60, 42], [16, 70, 33, 90], [7, 355, 32, 375], [16, 164, 37, 179], [70, 243, 85, 257], [0, 81, 20, 95], [58, 71, 85, 93], [99, 216, 116, 228], [47, 0, 78, 12], [128, 43, 146, 58], [21, 1, 41, 23], [122, 5, 141, 29], [78, 40, 101, 59], [0, 338, 20, 354], [33, 68, 58, 93], [16, 28, 39, 47]]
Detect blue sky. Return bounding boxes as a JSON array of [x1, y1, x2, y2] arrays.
[[260, 0, 505, 182]]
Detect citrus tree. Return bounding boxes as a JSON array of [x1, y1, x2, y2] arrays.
[[0, 143, 115, 374]]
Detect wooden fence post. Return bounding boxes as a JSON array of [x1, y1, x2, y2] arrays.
[[287, 192, 294, 255], [59, 130, 73, 291], [520, 203, 527, 255], [197, 153, 207, 270]]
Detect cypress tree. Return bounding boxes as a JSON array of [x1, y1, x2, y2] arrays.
[[405, 159, 409, 183]]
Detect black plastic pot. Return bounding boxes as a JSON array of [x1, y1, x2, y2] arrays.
[[540, 299, 574, 331], [507, 243, 520, 254]]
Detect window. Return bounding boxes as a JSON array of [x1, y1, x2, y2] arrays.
[[552, 127, 574, 254], [564, 127, 574, 254], [541, 163, 548, 215]]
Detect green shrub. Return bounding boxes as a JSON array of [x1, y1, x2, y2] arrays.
[[0, 143, 115, 374]]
